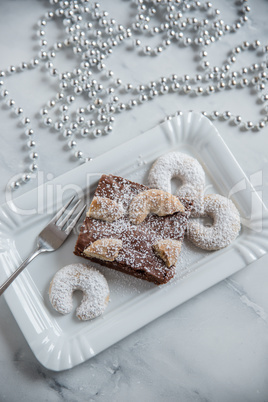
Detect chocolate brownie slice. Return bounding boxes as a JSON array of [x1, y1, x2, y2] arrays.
[[74, 174, 192, 285]]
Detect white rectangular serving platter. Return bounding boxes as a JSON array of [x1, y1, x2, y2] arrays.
[[0, 112, 267, 371]]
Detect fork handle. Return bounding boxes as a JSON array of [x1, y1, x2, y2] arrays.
[[0, 248, 44, 296]]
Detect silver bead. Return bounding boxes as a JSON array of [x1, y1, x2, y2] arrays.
[[234, 47, 241, 54], [240, 78, 249, 87], [183, 85, 191, 93], [118, 103, 126, 111], [1, 89, 8, 97], [55, 121, 63, 130], [93, 129, 102, 138], [7, 99, 15, 107], [164, 115, 173, 121], [76, 115, 85, 125], [243, 5, 251, 13], [195, 86, 204, 95], [87, 104, 95, 112], [29, 163, 38, 172], [251, 63, 259, 72], [74, 86, 83, 95], [137, 84, 145, 93], [223, 64, 230, 72], [23, 117, 31, 125], [16, 107, 23, 115], [9, 65, 16, 74], [244, 121, 253, 130], [229, 56, 236, 64], [31, 58, 39, 68], [171, 82, 180, 92], [222, 111, 231, 120], [204, 72, 213, 81], [94, 98, 103, 108], [160, 85, 169, 94], [125, 83, 133, 91], [27, 140, 36, 148], [87, 120, 96, 128], [104, 124, 113, 134], [128, 99, 138, 108], [11, 181, 20, 190], [56, 92, 64, 101], [143, 46, 151, 54], [258, 83, 265, 91], [206, 85, 215, 94], [228, 79, 237, 88], [139, 94, 148, 102], [233, 115, 242, 125], [81, 128, 89, 137], [200, 50, 208, 58], [67, 95, 75, 103], [258, 121, 266, 130], [63, 129, 72, 138], [62, 114, 69, 123], [217, 81, 225, 91], [155, 46, 163, 54], [241, 67, 248, 75], [22, 174, 31, 183], [176, 32, 184, 41], [25, 128, 34, 137], [48, 99, 56, 108], [182, 74, 190, 82], [211, 111, 220, 120], [107, 105, 116, 114], [184, 37, 192, 46], [29, 152, 38, 160], [97, 114, 107, 122], [201, 60, 210, 69], [242, 41, 250, 50], [20, 62, 28, 70], [44, 117, 52, 126], [40, 108, 48, 116], [110, 95, 118, 105], [70, 122, 78, 131], [75, 151, 83, 159], [195, 37, 204, 46], [68, 140, 77, 148]]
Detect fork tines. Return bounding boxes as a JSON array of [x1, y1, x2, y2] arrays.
[[52, 196, 87, 234]]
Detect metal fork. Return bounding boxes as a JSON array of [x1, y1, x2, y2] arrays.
[[0, 196, 86, 296]]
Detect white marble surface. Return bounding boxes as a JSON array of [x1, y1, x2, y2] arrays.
[[0, 0, 268, 401]]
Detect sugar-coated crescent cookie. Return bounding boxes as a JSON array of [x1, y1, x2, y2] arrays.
[[49, 263, 109, 321], [187, 194, 241, 250], [147, 151, 205, 216]]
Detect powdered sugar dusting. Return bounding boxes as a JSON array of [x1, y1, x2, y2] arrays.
[[74, 175, 192, 285], [187, 194, 241, 250], [147, 151, 205, 216], [49, 263, 110, 321]]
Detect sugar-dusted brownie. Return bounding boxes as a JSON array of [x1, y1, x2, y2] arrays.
[[74, 174, 192, 285]]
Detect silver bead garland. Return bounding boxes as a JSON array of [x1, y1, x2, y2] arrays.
[[0, 0, 267, 190]]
